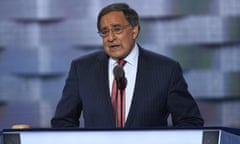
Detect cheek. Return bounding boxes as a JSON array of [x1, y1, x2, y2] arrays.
[[122, 35, 134, 45], [102, 39, 108, 47]]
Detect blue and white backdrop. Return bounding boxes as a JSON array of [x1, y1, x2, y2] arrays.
[[0, 0, 240, 128]]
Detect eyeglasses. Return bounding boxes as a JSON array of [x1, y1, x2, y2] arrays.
[[98, 24, 130, 37]]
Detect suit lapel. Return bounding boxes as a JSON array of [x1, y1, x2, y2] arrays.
[[125, 48, 148, 127], [95, 53, 116, 125], [96, 52, 110, 98]]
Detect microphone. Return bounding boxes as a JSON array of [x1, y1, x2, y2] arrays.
[[113, 65, 127, 90]]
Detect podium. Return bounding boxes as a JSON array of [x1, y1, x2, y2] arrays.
[[1, 127, 240, 144]]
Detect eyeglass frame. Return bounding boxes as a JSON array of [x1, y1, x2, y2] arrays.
[[97, 24, 131, 37]]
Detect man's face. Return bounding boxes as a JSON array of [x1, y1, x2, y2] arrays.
[[99, 11, 139, 59]]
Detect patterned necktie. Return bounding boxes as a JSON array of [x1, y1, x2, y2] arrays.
[[111, 59, 126, 128]]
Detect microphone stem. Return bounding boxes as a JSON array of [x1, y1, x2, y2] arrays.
[[115, 82, 118, 127], [115, 80, 125, 128], [120, 89, 124, 127]]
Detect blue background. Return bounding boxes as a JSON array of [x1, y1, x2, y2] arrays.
[[0, 0, 240, 128]]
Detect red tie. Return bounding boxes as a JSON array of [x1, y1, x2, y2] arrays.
[[111, 59, 126, 128]]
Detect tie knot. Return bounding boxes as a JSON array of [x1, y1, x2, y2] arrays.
[[117, 59, 126, 67]]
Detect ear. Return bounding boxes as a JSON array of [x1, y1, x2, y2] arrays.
[[132, 25, 139, 40]]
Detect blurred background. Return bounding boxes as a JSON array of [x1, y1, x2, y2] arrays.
[[0, 0, 240, 129]]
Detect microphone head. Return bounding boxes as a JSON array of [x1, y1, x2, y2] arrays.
[[113, 65, 127, 89], [113, 65, 124, 81]]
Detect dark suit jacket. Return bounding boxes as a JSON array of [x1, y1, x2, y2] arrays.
[[51, 46, 204, 128]]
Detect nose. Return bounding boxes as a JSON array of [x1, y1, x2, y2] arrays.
[[107, 29, 116, 42]]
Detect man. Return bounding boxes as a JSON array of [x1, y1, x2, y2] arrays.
[[51, 3, 204, 128]]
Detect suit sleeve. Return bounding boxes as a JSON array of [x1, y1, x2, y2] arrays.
[[51, 60, 82, 128], [167, 62, 204, 126]]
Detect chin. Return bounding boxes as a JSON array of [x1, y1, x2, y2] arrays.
[[107, 52, 122, 59], [110, 56, 121, 60]]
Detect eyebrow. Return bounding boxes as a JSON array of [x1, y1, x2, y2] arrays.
[[100, 24, 123, 29]]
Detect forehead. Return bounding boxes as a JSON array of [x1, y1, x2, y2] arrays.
[[100, 11, 128, 28]]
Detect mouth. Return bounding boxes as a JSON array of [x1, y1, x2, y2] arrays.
[[109, 44, 121, 50]]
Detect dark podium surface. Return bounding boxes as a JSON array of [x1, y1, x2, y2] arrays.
[[1, 127, 240, 144]]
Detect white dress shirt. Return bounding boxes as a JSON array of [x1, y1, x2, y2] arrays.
[[108, 44, 139, 121]]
